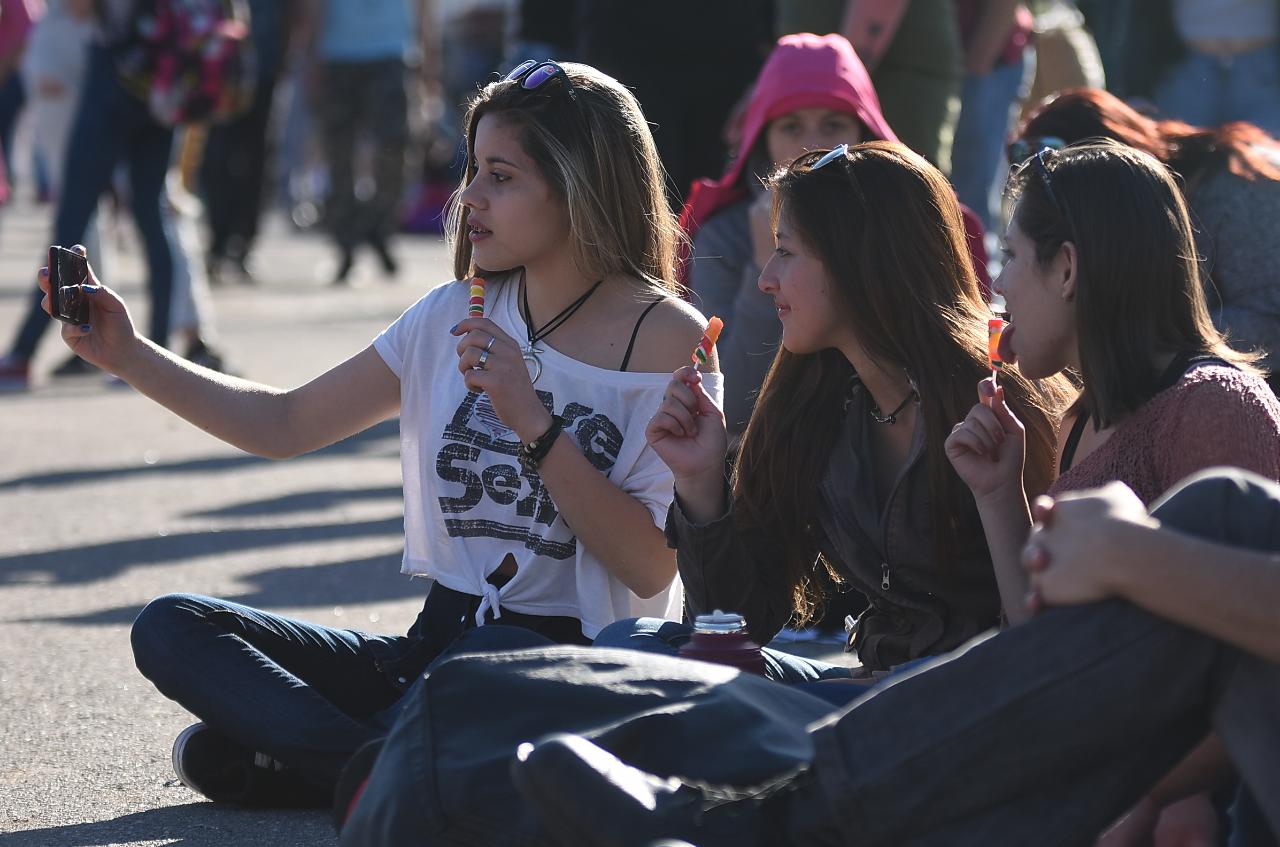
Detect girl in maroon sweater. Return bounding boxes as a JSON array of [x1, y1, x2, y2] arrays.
[[946, 139, 1280, 844]]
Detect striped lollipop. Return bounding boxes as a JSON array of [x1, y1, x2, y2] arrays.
[[692, 316, 724, 369], [468, 278, 486, 318]]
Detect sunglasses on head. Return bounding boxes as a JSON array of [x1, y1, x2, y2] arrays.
[[1007, 135, 1066, 166], [800, 143, 851, 171], [504, 60, 577, 101], [1015, 146, 1082, 248]]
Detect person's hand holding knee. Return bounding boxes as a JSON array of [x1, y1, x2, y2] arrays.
[[1022, 482, 1158, 613]]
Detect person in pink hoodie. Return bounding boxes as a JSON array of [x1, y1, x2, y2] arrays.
[[681, 32, 988, 435]]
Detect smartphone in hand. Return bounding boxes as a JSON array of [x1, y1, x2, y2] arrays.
[[48, 245, 90, 325]]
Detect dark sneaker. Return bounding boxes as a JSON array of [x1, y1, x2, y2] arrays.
[[231, 255, 259, 286], [51, 354, 96, 378], [0, 355, 30, 390], [205, 253, 227, 286], [368, 235, 399, 278], [183, 339, 233, 375], [171, 722, 329, 808], [332, 248, 355, 285]]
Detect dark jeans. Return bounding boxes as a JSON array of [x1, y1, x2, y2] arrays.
[[807, 468, 1280, 845], [0, 71, 25, 182], [130, 582, 588, 791], [200, 71, 279, 264], [9, 45, 174, 360], [316, 59, 408, 251]]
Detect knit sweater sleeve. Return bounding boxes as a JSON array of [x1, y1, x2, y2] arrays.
[[1155, 369, 1280, 490]]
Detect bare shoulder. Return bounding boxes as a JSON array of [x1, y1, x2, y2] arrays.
[[624, 296, 720, 375]]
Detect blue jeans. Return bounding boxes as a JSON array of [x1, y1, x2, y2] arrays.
[[9, 45, 174, 361], [130, 584, 585, 790], [809, 468, 1280, 844], [593, 617, 856, 684], [1155, 45, 1280, 137], [951, 53, 1033, 232]]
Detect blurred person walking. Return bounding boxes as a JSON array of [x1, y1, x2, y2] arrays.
[[19, 0, 100, 267], [1112, 0, 1280, 136], [303, 0, 413, 285], [200, 0, 295, 285], [573, 0, 774, 206], [842, 0, 965, 173], [0, 0, 178, 387], [949, 0, 1035, 231], [0, 0, 39, 185]]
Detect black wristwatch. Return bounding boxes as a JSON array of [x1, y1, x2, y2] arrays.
[[519, 415, 565, 471]]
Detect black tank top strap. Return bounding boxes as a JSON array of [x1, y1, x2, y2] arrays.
[[619, 299, 665, 372], [1059, 411, 1090, 475]]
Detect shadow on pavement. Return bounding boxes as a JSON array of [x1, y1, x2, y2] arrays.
[[2, 515, 404, 586], [17, 551, 426, 628], [185, 486, 403, 519], [0, 803, 334, 846], [0, 419, 400, 491]]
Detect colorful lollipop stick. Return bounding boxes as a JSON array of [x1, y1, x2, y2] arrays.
[[692, 316, 724, 370], [988, 317, 1006, 384], [468, 277, 486, 318]]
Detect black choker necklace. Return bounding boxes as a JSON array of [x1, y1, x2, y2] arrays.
[[869, 385, 919, 425], [519, 275, 604, 382]]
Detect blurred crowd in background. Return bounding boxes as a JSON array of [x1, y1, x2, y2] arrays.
[[0, 0, 1276, 398]]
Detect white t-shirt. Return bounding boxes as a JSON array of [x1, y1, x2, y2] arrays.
[[373, 274, 723, 638]]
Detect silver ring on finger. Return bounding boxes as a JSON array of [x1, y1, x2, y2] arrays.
[[484, 335, 497, 352], [474, 349, 490, 371]]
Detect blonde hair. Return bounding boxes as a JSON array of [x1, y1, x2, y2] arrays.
[[447, 62, 685, 298]]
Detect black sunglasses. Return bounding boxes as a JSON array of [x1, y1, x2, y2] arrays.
[[1007, 135, 1066, 166], [503, 60, 577, 101], [1016, 146, 1081, 247]]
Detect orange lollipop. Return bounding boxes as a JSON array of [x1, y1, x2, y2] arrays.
[[692, 316, 724, 369], [988, 317, 1006, 382]]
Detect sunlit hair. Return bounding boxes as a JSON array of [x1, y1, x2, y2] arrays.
[[447, 62, 683, 298], [1020, 87, 1280, 184], [735, 141, 1069, 623], [1006, 140, 1262, 428]]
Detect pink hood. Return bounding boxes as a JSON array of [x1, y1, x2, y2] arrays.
[[680, 33, 897, 236]]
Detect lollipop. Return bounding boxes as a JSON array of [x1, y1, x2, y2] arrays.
[[692, 316, 724, 369], [468, 278, 486, 318], [988, 317, 1007, 382]]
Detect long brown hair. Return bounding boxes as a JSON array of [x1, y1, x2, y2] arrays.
[[1007, 140, 1262, 429], [734, 142, 1068, 622], [447, 62, 684, 297], [1020, 88, 1280, 185]]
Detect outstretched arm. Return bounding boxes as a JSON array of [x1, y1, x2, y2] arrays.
[[44, 267, 399, 459]]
